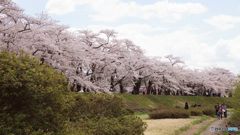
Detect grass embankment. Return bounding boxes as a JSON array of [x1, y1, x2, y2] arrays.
[[118, 94, 233, 109]]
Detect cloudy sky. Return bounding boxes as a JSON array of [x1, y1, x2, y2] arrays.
[[13, 0, 240, 74]]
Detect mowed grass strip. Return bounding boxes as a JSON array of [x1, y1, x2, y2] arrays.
[[117, 94, 233, 109]]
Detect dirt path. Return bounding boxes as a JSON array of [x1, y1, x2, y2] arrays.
[[180, 118, 216, 135], [202, 116, 230, 135]]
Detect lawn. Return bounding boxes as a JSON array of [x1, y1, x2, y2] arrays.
[[117, 94, 233, 109]]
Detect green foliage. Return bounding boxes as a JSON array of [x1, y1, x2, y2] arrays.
[[148, 108, 190, 119], [229, 80, 240, 126], [68, 92, 147, 134], [70, 92, 127, 119], [201, 107, 215, 116], [0, 50, 73, 134], [190, 110, 203, 116], [65, 115, 147, 135], [228, 91, 232, 97], [0, 50, 147, 134], [125, 108, 135, 115]]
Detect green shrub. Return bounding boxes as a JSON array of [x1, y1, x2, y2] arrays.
[[65, 115, 147, 135], [202, 107, 215, 116], [229, 79, 240, 126], [190, 110, 203, 116], [0, 50, 73, 134], [225, 103, 233, 108], [70, 92, 127, 119], [68, 93, 147, 134], [148, 109, 190, 119], [126, 108, 135, 114], [149, 108, 158, 112]]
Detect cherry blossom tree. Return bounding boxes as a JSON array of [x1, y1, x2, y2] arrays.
[[0, 0, 238, 95]]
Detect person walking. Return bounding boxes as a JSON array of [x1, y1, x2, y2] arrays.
[[154, 89, 156, 95], [218, 104, 222, 120], [151, 89, 153, 95], [222, 103, 227, 118], [215, 103, 219, 115], [143, 88, 146, 95], [185, 102, 189, 110]]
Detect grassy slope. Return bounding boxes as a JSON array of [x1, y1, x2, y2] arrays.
[[116, 94, 233, 108]]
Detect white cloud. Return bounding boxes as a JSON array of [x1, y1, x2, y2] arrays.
[[204, 15, 240, 30], [215, 35, 240, 60], [46, 0, 207, 22]]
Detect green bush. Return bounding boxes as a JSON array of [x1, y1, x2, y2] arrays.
[[202, 107, 215, 116], [225, 103, 233, 108], [70, 92, 128, 119], [126, 108, 135, 114], [0, 50, 147, 134], [229, 79, 240, 126], [65, 115, 147, 135], [148, 109, 190, 119], [190, 110, 203, 116], [68, 92, 147, 134], [0, 50, 73, 134]]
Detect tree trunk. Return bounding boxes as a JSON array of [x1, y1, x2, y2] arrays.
[[110, 76, 114, 91], [147, 80, 152, 95], [203, 90, 206, 96], [176, 90, 180, 95], [158, 89, 162, 95], [166, 89, 170, 95], [180, 90, 183, 96], [76, 84, 81, 92], [164, 89, 167, 95], [119, 80, 124, 94], [133, 78, 142, 94]]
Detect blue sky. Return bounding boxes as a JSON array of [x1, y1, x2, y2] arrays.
[[13, 0, 240, 74]]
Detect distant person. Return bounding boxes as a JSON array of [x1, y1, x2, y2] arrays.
[[132, 90, 135, 95], [197, 103, 201, 107], [222, 103, 227, 118], [218, 104, 222, 120], [143, 88, 146, 95], [194, 103, 197, 107], [185, 102, 189, 110], [83, 87, 86, 92], [215, 103, 219, 115], [151, 89, 153, 95], [154, 89, 156, 95]]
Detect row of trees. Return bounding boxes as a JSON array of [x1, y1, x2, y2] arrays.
[[0, 0, 239, 97]]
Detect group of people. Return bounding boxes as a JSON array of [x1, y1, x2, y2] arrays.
[[184, 102, 201, 109], [132, 88, 156, 95], [151, 89, 157, 95], [194, 103, 201, 107], [215, 103, 227, 120]]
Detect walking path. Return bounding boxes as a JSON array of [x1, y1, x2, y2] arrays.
[[203, 112, 232, 135], [181, 118, 216, 135], [180, 112, 232, 135]]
